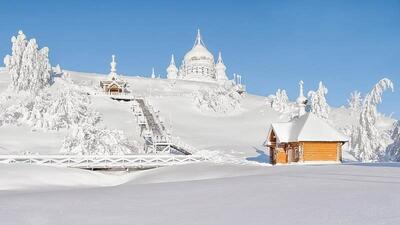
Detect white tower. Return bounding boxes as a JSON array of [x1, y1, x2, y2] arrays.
[[108, 54, 118, 80], [296, 80, 307, 117], [166, 54, 178, 79], [215, 51, 228, 82]]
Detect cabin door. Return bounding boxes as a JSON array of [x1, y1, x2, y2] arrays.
[[287, 148, 293, 163]]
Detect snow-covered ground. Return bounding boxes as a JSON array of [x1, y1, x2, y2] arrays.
[[0, 162, 400, 225], [1, 68, 399, 224]]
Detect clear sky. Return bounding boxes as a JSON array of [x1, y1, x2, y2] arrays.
[[1, 0, 399, 118]]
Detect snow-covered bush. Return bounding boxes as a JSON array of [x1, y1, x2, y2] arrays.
[[194, 85, 242, 113], [348, 91, 363, 114], [0, 103, 23, 126], [0, 85, 100, 131], [349, 78, 394, 162], [61, 123, 139, 155], [308, 81, 330, 119], [385, 121, 400, 161], [267, 89, 290, 113], [3, 30, 51, 93]]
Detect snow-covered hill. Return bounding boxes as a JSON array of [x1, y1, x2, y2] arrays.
[[0, 68, 397, 162]]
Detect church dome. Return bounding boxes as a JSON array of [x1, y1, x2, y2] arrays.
[[184, 42, 214, 62], [183, 29, 214, 63], [173, 29, 226, 81]]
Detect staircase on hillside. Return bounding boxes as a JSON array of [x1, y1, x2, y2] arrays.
[[132, 98, 193, 155]]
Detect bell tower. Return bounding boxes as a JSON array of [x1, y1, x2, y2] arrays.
[[215, 52, 228, 81]]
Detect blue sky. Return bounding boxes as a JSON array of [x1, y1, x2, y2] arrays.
[[1, 0, 399, 118]]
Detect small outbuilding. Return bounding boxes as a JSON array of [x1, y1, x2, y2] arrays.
[[100, 55, 127, 94], [100, 79, 126, 94], [266, 113, 348, 165]]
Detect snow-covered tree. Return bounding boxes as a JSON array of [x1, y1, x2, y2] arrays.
[[61, 123, 139, 155], [307, 81, 330, 119], [3, 31, 51, 93], [0, 84, 100, 131], [386, 121, 400, 161], [268, 89, 290, 113], [350, 78, 394, 162], [194, 84, 242, 113], [348, 91, 363, 113], [3, 31, 27, 89]]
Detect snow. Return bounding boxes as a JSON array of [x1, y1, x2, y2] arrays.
[[0, 124, 67, 154], [270, 122, 293, 142], [0, 68, 396, 159], [270, 113, 348, 143], [0, 163, 135, 191], [0, 70, 398, 224], [194, 82, 242, 114], [0, 162, 400, 225]]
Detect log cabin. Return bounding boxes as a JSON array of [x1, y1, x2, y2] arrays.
[[266, 113, 348, 165]]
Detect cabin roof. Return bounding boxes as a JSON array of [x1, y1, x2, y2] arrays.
[[269, 113, 349, 143]]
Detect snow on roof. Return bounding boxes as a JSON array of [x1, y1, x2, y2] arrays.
[[270, 113, 349, 143]]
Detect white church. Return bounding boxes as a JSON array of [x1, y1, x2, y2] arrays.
[[166, 29, 229, 82]]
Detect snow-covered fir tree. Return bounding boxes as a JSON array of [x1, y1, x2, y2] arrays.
[[307, 81, 330, 119], [3, 31, 51, 93], [348, 91, 363, 114], [268, 89, 290, 113], [386, 121, 400, 161], [350, 78, 394, 162]]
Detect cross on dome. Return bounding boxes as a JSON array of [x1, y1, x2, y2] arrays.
[[297, 80, 308, 117], [108, 54, 118, 80], [217, 51, 224, 64], [194, 28, 205, 47], [297, 81, 306, 102], [110, 54, 117, 74], [170, 54, 175, 65]]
